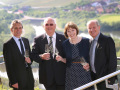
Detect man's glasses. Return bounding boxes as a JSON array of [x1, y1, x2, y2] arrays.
[[45, 24, 54, 26]]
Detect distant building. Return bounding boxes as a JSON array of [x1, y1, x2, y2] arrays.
[[117, 4, 120, 10], [105, 8, 113, 13], [20, 6, 31, 11], [96, 6, 104, 14], [14, 10, 23, 14], [7, 11, 13, 14], [2, 6, 12, 10], [63, 9, 70, 12]]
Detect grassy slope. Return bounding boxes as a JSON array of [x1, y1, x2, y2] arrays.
[[98, 14, 120, 25], [0, 0, 80, 7]]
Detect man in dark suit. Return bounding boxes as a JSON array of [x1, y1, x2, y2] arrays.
[[3, 20, 34, 90], [87, 20, 117, 90], [31, 17, 66, 90]]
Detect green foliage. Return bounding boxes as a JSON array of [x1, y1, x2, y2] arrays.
[[112, 37, 120, 57], [24, 9, 49, 18], [100, 21, 120, 31], [0, 0, 80, 7], [0, 33, 11, 56], [0, 10, 23, 54], [98, 14, 120, 25], [56, 11, 97, 31]]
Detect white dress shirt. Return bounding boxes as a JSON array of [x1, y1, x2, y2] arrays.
[[13, 36, 25, 54]]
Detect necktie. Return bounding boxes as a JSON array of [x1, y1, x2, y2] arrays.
[[48, 37, 53, 55], [90, 39, 96, 73], [19, 39, 24, 56]]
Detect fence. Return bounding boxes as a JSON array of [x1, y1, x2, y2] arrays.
[[0, 55, 120, 90], [74, 70, 120, 90]]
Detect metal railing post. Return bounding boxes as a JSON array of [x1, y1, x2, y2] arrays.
[[105, 79, 119, 90]]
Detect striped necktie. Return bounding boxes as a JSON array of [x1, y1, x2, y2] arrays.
[[48, 37, 53, 55]]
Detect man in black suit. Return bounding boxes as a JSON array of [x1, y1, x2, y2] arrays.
[[87, 20, 117, 90], [3, 20, 34, 90], [31, 17, 66, 90]]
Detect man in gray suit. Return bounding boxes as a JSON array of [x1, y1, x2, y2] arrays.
[[87, 20, 117, 90], [3, 20, 34, 90]]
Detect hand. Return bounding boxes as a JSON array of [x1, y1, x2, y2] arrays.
[[12, 83, 18, 89], [25, 57, 31, 63], [56, 55, 66, 63], [83, 63, 89, 71], [40, 53, 50, 60], [56, 55, 61, 62]]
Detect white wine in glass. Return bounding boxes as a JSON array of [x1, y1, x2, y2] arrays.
[[45, 44, 50, 53], [24, 49, 29, 67], [80, 57, 89, 71], [25, 49, 29, 57], [55, 48, 61, 62], [55, 48, 59, 56]]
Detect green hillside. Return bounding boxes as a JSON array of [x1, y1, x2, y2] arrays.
[[0, 0, 80, 7], [98, 14, 120, 25]]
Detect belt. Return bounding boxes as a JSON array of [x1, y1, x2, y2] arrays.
[[72, 62, 81, 63]]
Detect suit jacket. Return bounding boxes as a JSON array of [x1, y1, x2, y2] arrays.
[[31, 32, 66, 86], [3, 37, 34, 89], [90, 33, 117, 80]]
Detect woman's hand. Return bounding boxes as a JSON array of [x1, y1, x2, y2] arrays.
[[83, 63, 90, 71], [56, 55, 66, 63]]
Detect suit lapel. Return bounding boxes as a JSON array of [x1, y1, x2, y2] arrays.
[[95, 33, 103, 52], [43, 34, 48, 44], [22, 37, 30, 51], [56, 33, 62, 49], [22, 38, 27, 50], [95, 33, 103, 65], [42, 34, 48, 53], [11, 37, 22, 56]]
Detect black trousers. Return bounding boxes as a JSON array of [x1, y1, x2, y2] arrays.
[[12, 68, 34, 90], [91, 71, 113, 90], [44, 82, 65, 90]]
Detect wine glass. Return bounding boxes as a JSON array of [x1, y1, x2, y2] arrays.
[[45, 44, 51, 60], [80, 57, 89, 71], [55, 48, 60, 62], [24, 49, 29, 67], [45, 44, 50, 53], [55, 48, 59, 56], [25, 49, 29, 57]]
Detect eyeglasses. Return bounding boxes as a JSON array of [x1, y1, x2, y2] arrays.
[[45, 24, 54, 26]]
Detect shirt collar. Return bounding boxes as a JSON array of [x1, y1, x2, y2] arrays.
[[92, 32, 100, 41], [46, 32, 56, 40], [13, 36, 22, 42]]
